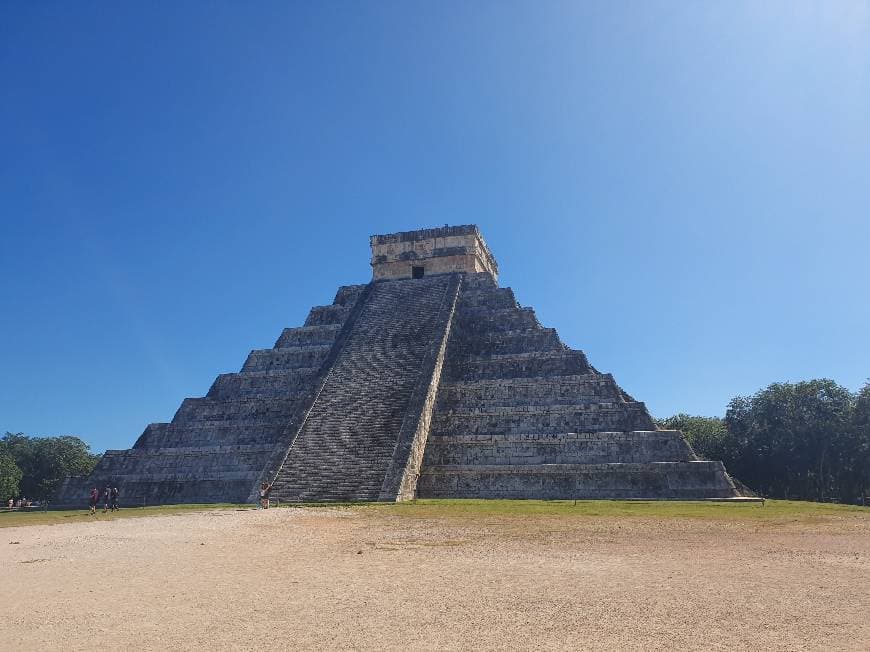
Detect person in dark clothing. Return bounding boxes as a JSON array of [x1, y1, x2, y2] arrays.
[[102, 486, 111, 513], [89, 487, 99, 515], [258, 482, 274, 509], [110, 487, 119, 512]]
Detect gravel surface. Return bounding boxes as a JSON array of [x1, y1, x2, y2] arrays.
[[2, 507, 869, 650]]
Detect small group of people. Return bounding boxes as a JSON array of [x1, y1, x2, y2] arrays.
[[6, 497, 36, 510], [89, 485, 119, 514], [258, 482, 273, 509]]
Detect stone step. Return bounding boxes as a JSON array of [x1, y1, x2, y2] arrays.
[[434, 402, 636, 416], [430, 404, 655, 436], [457, 287, 517, 310], [332, 284, 368, 306], [207, 369, 320, 400], [460, 272, 498, 291], [455, 307, 540, 333], [422, 430, 695, 466], [112, 444, 275, 455], [445, 350, 593, 381], [132, 423, 171, 448], [171, 396, 300, 426], [241, 346, 331, 373], [417, 461, 738, 500], [54, 477, 257, 507], [133, 424, 289, 449], [436, 374, 625, 408], [82, 448, 272, 478], [274, 324, 342, 348], [304, 304, 353, 326], [451, 328, 564, 356]]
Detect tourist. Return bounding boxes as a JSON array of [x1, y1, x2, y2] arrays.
[[6, 498, 12, 510], [89, 487, 99, 515], [257, 482, 274, 509], [110, 486, 119, 512], [102, 485, 111, 513]]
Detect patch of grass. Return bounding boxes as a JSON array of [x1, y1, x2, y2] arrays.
[[320, 498, 870, 522], [0, 503, 249, 529], [3, 499, 867, 529]]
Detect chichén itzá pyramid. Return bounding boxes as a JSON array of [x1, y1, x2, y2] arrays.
[[56, 225, 747, 505]]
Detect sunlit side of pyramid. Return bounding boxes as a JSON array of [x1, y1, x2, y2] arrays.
[[56, 225, 746, 505]]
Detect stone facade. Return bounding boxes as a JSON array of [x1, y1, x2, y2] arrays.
[[370, 225, 499, 281], [55, 226, 746, 506], [414, 271, 740, 500], [54, 284, 367, 505]]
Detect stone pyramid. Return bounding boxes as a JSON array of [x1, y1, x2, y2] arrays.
[[56, 225, 745, 505]]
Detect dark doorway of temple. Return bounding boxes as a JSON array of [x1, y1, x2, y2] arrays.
[[412, 266, 424, 279]]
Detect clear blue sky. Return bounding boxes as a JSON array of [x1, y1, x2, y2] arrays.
[[2, 2, 868, 454]]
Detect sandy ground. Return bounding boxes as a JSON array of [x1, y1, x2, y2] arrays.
[[2, 506, 869, 651]]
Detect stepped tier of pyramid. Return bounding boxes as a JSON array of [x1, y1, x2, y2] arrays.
[[56, 225, 746, 505]]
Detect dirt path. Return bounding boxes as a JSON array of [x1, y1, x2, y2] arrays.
[[2, 507, 869, 650]]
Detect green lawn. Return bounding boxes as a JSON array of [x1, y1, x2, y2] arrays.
[[364, 498, 870, 521], [0, 503, 249, 528], [2, 498, 867, 529]]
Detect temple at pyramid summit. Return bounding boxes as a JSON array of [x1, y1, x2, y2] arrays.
[[56, 225, 750, 505]]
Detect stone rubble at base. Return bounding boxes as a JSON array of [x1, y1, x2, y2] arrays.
[[55, 225, 745, 505]]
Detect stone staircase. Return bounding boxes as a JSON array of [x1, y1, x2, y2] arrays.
[[270, 275, 457, 502]]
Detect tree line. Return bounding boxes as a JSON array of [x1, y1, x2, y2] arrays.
[[2, 378, 868, 506], [659, 379, 870, 504], [0, 433, 101, 503]]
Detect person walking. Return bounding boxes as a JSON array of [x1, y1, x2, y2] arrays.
[[89, 487, 99, 515], [110, 486, 119, 512], [263, 482, 273, 509], [257, 482, 274, 509], [102, 485, 111, 513]]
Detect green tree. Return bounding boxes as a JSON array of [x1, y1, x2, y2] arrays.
[[724, 380, 854, 501], [0, 444, 23, 500], [656, 414, 738, 463], [1, 433, 101, 501], [844, 382, 870, 503]]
